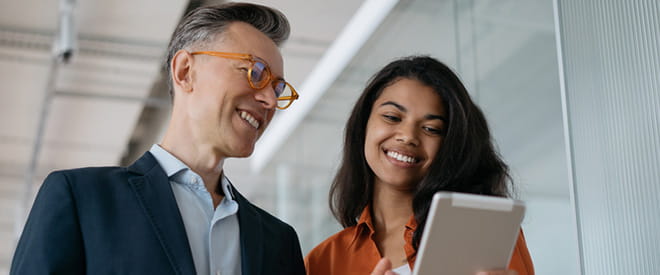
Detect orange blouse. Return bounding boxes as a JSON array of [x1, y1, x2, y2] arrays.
[[305, 205, 534, 275]]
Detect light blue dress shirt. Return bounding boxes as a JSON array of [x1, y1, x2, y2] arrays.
[[149, 144, 241, 275]]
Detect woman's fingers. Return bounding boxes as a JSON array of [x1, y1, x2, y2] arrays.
[[475, 270, 518, 275], [370, 258, 394, 275]]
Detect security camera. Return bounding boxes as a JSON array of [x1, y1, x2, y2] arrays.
[[53, 0, 76, 63]]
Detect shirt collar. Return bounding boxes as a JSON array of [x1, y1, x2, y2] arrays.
[[349, 205, 373, 247], [220, 173, 236, 201], [149, 144, 188, 177], [351, 204, 418, 245], [355, 205, 418, 229], [405, 213, 418, 231], [149, 144, 236, 201], [356, 204, 375, 232]]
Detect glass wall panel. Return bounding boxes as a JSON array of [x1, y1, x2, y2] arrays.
[[455, 0, 579, 274], [557, 0, 660, 273]]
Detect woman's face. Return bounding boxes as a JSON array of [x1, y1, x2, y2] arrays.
[[364, 78, 447, 191]]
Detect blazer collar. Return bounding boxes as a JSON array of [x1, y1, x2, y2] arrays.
[[228, 179, 264, 275], [127, 152, 196, 275]]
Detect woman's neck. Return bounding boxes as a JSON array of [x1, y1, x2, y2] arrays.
[[371, 181, 414, 232], [371, 180, 415, 267]]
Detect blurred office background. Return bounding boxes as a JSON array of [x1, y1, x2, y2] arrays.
[[1, 0, 658, 274]]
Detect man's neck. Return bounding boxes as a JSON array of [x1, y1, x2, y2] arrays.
[[159, 138, 226, 207]]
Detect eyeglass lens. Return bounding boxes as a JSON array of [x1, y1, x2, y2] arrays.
[[250, 62, 268, 87], [275, 82, 293, 109], [249, 61, 293, 108]]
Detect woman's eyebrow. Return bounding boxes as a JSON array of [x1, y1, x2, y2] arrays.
[[380, 101, 406, 112], [381, 101, 446, 121], [425, 114, 447, 122]]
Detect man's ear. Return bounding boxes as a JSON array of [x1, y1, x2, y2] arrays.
[[171, 50, 194, 94]]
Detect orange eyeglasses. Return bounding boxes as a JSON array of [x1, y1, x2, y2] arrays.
[[191, 51, 299, 110]]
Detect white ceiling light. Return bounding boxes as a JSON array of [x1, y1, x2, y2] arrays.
[[54, 0, 77, 62]]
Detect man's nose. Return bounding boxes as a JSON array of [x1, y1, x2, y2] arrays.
[[254, 82, 277, 109]]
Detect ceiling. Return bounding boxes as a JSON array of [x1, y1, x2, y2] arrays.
[[0, 0, 569, 271]]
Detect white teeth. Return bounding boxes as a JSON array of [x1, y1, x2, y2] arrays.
[[240, 111, 260, 129], [386, 151, 417, 164]]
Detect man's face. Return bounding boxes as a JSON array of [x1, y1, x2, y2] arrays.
[[177, 22, 283, 158]]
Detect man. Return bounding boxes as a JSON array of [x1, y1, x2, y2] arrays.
[[11, 3, 304, 275]]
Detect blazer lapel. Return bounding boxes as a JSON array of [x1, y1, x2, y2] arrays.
[[232, 184, 264, 275], [127, 152, 196, 275]]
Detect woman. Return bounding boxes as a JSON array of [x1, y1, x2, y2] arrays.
[[305, 56, 534, 275]]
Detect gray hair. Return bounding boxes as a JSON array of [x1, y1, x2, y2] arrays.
[[165, 2, 290, 99]]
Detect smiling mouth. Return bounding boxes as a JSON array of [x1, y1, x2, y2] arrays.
[[385, 150, 419, 164], [239, 111, 260, 129]]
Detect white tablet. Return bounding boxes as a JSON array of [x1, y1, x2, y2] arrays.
[[412, 192, 525, 275]]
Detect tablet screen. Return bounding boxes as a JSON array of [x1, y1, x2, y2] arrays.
[[412, 192, 525, 275]]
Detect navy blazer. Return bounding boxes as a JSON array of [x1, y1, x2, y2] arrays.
[[11, 152, 305, 275]]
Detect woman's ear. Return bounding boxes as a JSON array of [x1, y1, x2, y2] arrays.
[[171, 50, 194, 94]]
